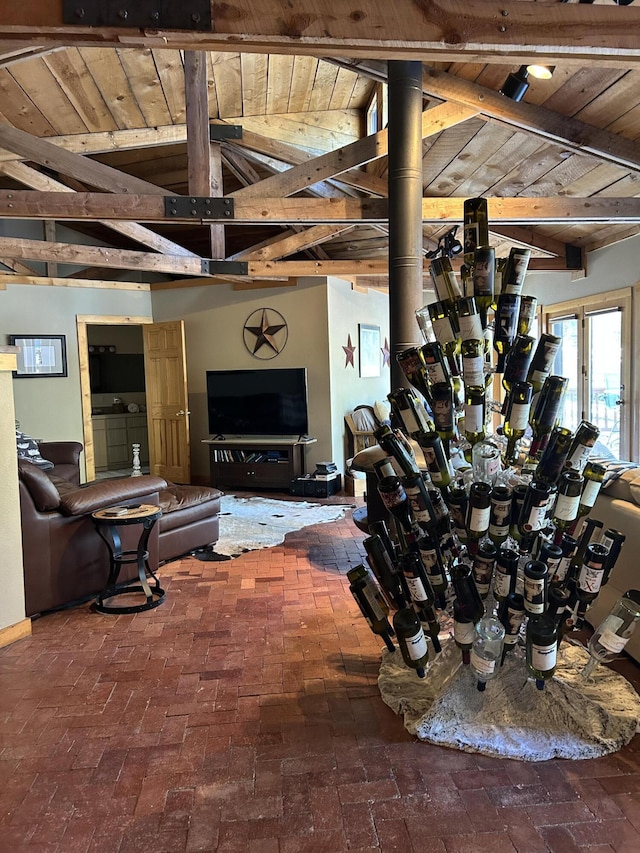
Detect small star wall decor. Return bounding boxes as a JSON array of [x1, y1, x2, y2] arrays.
[[243, 308, 288, 359], [381, 337, 391, 368], [343, 334, 356, 368]]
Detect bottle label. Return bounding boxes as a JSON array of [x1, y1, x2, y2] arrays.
[[493, 570, 512, 598], [464, 221, 480, 255], [489, 498, 511, 531], [532, 340, 560, 374], [419, 548, 446, 585], [565, 444, 593, 473], [404, 484, 431, 522], [425, 362, 447, 385], [399, 408, 421, 435], [532, 642, 557, 672], [405, 575, 429, 603], [432, 316, 456, 346], [406, 628, 428, 661], [458, 313, 483, 343], [552, 556, 572, 584], [524, 577, 545, 614], [468, 505, 490, 534], [473, 557, 494, 594], [578, 563, 604, 595], [470, 650, 496, 675], [505, 608, 525, 640], [362, 584, 386, 622], [464, 403, 484, 434], [509, 402, 530, 431], [554, 493, 580, 522], [454, 620, 477, 645], [463, 354, 484, 386], [581, 479, 602, 508], [598, 629, 629, 654], [432, 399, 453, 431], [545, 556, 561, 577], [521, 504, 548, 532]]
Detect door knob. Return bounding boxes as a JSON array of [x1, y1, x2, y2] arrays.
[[175, 409, 192, 416]]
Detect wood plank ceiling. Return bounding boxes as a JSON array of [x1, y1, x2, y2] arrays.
[[0, 1, 638, 287]]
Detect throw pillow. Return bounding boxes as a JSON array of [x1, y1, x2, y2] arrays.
[[16, 429, 54, 470]]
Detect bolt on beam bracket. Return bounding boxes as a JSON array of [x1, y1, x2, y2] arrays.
[[164, 197, 234, 220], [63, 0, 211, 29]]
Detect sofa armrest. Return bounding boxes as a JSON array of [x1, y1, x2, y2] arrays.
[[59, 475, 168, 516]]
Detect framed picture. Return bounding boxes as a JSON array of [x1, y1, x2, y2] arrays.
[[9, 335, 68, 378], [359, 324, 381, 378]]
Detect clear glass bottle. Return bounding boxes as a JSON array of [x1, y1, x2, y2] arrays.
[[582, 590, 640, 680], [472, 438, 502, 485], [471, 616, 505, 691]]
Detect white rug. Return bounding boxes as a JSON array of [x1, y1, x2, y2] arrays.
[[212, 494, 350, 557], [378, 637, 640, 761]]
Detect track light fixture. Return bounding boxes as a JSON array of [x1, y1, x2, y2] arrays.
[[500, 65, 530, 102], [425, 226, 463, 260]]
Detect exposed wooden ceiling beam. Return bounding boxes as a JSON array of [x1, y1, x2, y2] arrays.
[[0, 192, 637, 225], [230, 224, 355, 262], [0, 273, 150, 290], [2, 3, 639, 66]]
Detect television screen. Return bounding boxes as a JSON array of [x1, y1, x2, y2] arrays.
[[206, 368, 309, 437]]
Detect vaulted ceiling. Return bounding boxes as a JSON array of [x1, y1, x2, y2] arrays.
[[0, 2, 638, 289]]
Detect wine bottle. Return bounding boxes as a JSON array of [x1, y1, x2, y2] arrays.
[[501, 247, 531, 296], [347, 565, 396, 652], [547, 582, 572, 630], [463, 197, 489, 265], [428, 300, 461, 364], [451, 556, 485, 624], [517, 295, 538, 336], [417, 531, 449, 608], [456, 296, 484, 344], [551, 469, 584, 543], [397, 550, 442, 650], [465, 481, 492, 552], [538, 540, 563, 582], [566, 517, 604, 585], [526, 610, 558, 690], [502, 380, 533, 465], [570, 461, 605, 536], [388, 387, 432, 437], [576, 542, 609, 612], [471, 438, 502, 485], [509, 483, 528, 541], [402, 473, 437, 532], [493, 545, 519, 604], [518, 480, 553, 539], [550, 533, 578, 585], [599, 528, 625, 586], [429, 381, 456, 453], [501, 334, 535, 396], [526, 333, 562, 394], [377, 476, 418, 537], [363, 531, 406, 610], [374, 423, 420, 478], [535, 426, 574, 485], [414, 304, 433, 344], [584, 590, 640, 676], [471, 616, 505, 691], [528, 376, 569, 460], [453, 599, 475, 665], [416, 430, 452, 489], [565, 420, 600, 474], [392, 607, 430, 678], [498, 592, 526, 664], [461, 338, 485, 389], [488, 485, 512, 546], [472, 246, 495, 326], [523, 559, 549, 618], [464, 384, 486, 448], [493, 293, 521, 373], [396, 347, 432, 405], [429, 256, 462, 304], [472, 540, 497, 599], [447, 480, 469, 544], [420, 341, 451, 387]]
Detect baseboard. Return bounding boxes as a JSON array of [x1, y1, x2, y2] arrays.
[[0, 618, 32, 648]]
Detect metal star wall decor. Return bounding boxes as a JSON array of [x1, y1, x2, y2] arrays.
[[243, 308, 288, 359], [343, 333, 356, 368], [381, 337, 391, 367]]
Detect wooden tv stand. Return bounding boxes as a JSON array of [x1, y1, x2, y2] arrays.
[[203, 436, 316, 491]]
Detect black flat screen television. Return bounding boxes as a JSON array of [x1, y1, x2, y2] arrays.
[[206, 368, 309, 437]]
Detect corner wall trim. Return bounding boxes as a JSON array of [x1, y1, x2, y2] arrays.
[[0, 618, 32, 648]]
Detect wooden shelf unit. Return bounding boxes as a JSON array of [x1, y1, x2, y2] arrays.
[[204, 437, 316, 491]]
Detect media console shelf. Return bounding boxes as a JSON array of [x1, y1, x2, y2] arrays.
[[203, 437, 317, 491]]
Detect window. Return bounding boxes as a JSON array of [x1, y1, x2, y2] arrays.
[[543, 288, 632, 460]]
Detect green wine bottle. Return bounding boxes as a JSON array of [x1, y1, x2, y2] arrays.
[[493, 546, 519, 604], [392, 606, 430, 678], [502, 380, 533, 464], [472, 246, 495, 327], [498, 591, 526, 665], [396, 347, 432, 405], [398, 550, 442, 653], [463, 384, 486, 448], [517, 294, 538, 336], [429, 381, 456, 454], [523, 559, 549, 618], [416, 430, 452, 489], [551, 469, 584, 543], [527, 375, 569, 460], [526, 333, 562, 394], [518, 480, 553, 539], [565, 420, 600, 474], [569, 461, 605, 536], [501, 334, 535, 395], [535, 426, 574, 485], [488, 485, 512, 546], [347, 565, 396, 652], [455, 295, 483, 343], [463, 197, 489, 266], [374, 423, 421, 478], [472, 540, 497, 599], [420, 341, 451, 387], [387, 387, 433, 437], [461, 338, 485, 389], [465, 481, 492, 553], [429, 256, 462, 304], [493, 293, 521, 373], [501, 247, 531, 296], [428, 300, 461, 364]]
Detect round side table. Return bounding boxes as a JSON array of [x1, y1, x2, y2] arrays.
[[92, 504, 164, 614]]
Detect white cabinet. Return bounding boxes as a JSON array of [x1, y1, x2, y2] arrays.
[[92, 413, 149, 471]]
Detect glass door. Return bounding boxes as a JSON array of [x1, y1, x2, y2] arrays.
[[544, 289, 631, 460]]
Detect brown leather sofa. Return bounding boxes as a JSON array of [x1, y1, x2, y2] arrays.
[[19, 444, 222, 616]]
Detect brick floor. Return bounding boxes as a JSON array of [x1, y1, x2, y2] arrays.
[[1, 497, 640, 852]]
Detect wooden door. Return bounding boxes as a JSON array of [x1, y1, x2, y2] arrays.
[[143, 320, 191, 484]]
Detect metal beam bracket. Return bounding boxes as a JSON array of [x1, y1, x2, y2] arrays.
[[202, 260, 248, 276], [209, 125, 243, 141], [63, 0, 211, 29], [164, 197, 234, 220]]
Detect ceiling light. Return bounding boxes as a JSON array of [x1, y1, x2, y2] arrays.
[[527, 64, 555, 80], [500, 66, 529, 102]]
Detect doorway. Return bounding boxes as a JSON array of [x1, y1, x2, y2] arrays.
[[77, 314, 153, 482]]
